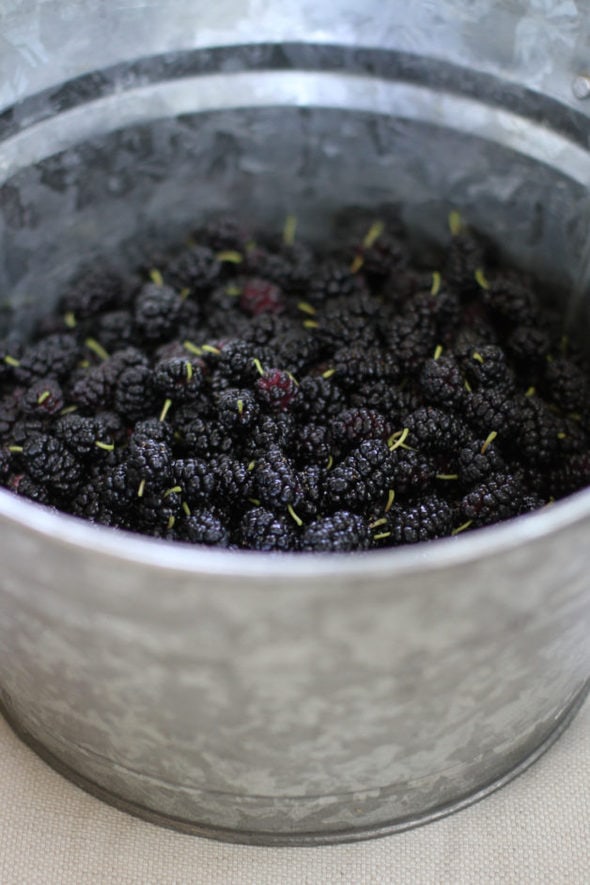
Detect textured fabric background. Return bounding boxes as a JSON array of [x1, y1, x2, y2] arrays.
[[0, 701, 588, 885]]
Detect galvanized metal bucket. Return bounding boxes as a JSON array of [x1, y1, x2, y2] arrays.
[[0, 0, 588, 844]]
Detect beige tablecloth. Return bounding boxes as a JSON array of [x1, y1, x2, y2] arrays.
[[0, 701, 588, 885]]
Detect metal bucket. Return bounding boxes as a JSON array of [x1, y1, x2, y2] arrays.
[[0, 0, 588, 844]]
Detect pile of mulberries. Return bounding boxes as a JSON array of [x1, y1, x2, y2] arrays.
[[0, 212, 588, 552]]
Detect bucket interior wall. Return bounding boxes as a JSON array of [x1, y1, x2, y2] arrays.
[[2, 86, 590, 335]]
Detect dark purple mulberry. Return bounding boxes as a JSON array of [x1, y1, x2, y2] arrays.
[[385, 494, 452, 545], [134, 282, 182, 342], [323, 439, 394, 512], [239, 507, 296, 551], [301, 511, 370, 552], [182, 510, 229, 547], [21, 433, 82, 494], [461, 473, 527, 525]]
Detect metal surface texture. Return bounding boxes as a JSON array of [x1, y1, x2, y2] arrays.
[[0, 0, 589, 842]]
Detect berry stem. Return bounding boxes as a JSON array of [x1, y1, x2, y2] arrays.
[[448, 210, 462, 236], [282, 214, 297, 246], [216, 250, 242, 264], [480, 431, 498, 454], [85, 338, 110, 361], [163, 486, 182, 498], [183, 340, 202, 356], [362, 220, 384, 249], [159, 398, 173, 423], [287, 503, 303, 527], [474, 268, 490, 290], [451, 520, 473, 535], [388, 427, 410, 451], [350, 254, 364, 274], [384, 488, 396, 512]]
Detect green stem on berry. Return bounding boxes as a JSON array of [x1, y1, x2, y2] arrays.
[[472, 351, 484, 364], [349, 254, 364, 274], [322, 368, 336, 379], [388, 427, 410, 451], [430, 272, 442, 296], [182, 501, 191, 516], [85, 338, 110, 361], [287, 503, 303, 527], [363, 220, 384, 249], [201, 344, 221, 355], [163, 486, 182, 498], [436, 474, 459, 480], [8, 445, 23, 453], [64, 311, 77, 328], [451, 520, 472, 535], [448, 210, 462, 236], [283, 214, 297, 247], [37, 390, 51, 405], [167, 516, 176, 530], [373, 531, 391, 541], [303, 319, 319, 329], [433, 344, 443, 360], [183, 340, 202, 356], [95, 441, 114, 452], [480, 431, 498, 454], [474, 268, 490, 290], [297, 301, 316, 316], [3, 355, 20, 367], [159, 398, 173, 423], [216, 250, 243, 264], [137, 479, 146, 498], [384, 488, 396, 512], [252, 357, 264, 376], [369, 517, 388, 529], [149, 269, 164, 286]]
